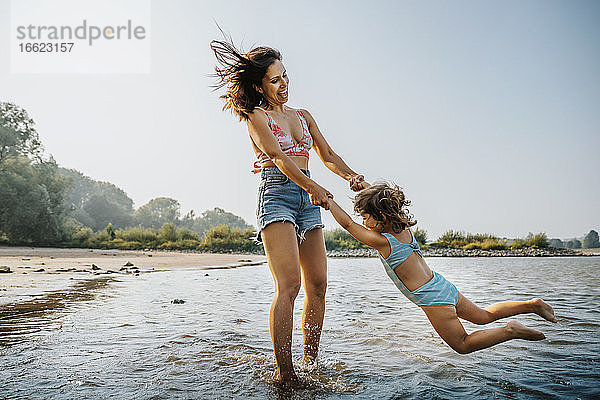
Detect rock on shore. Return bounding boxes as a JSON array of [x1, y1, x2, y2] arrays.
[[326, 247, 588, 258]]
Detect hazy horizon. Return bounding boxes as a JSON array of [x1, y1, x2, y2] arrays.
[[1, 0, 598, 240]]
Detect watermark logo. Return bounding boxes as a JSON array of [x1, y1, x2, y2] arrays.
[[10, 0, 151, 74]]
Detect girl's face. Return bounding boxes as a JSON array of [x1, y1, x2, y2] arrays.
[[361, 213, 384, 233], [259, 59, 289, 106]]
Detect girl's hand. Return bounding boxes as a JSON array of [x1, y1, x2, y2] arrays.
[[308, 184, 333, 209], [349, 174, 367, 191]]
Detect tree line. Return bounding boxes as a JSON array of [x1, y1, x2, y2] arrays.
[[0, 102, 253, 250], [1, 102, 598, 253]]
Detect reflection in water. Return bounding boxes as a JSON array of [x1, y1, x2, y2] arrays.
[[1, 257, 599, 399], [0, 277, 115, 346]]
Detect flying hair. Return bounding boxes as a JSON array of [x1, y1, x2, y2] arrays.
[[353, 181, 417, 232], [210, 26, 282, 121]]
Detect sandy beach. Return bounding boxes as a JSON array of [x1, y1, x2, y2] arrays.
[[0, 246, 266, 307]]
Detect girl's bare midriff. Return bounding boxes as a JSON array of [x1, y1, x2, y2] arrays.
[[394, 253, 434, 292], [389, 229, 434, 292]]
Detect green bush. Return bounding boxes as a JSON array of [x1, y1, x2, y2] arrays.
[[158, 239, 200, 250], [116, 226, 158, 245], [451, 239, 467, 248], [104, 223, 116, 240], [437, 230, 466, 247], [177, 239, 201, 249], [87, 229, 112, 248], [510, 238, 526, 249], [324, 228, 368, 251], [480, 239, 507, 250], [72, 227, 94, 245], [109, 238, 143, 250], [413, 227, 427, 246], [435, 230, 501, 249], [466, 233, 498, 242], [176, 227, 200, 241], [158, 223, 177, 243], [525, 233, 549, 248], [200, 225, 258, 253]]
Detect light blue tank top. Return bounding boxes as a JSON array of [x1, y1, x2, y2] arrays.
[[380, 229, 423, 269], [378, 229, 425, 304]]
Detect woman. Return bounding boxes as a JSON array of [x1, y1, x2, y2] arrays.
[[211, 39, 365, 385]]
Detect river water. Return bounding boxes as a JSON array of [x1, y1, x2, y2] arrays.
[[1, 257, 599, 399]]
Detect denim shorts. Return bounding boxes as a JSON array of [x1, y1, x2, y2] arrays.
[[256, 167, 324, 243]]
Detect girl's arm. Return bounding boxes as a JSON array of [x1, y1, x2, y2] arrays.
[[247, 110, 332, 208], [327, 198, 389, 254], [300, 109, 365, 191]]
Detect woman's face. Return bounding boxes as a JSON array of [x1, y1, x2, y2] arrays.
[[260, 59, 289, 106]]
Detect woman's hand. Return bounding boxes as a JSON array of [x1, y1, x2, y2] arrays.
[[349, 175, 368, 191], [308, 183, 333, 209]]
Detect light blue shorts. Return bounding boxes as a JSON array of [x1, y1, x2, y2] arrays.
[[255, 167, 324, 243], [410, 271, 460, 307]]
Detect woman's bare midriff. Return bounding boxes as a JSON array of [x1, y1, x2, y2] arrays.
[[260, 155, 309, 170]]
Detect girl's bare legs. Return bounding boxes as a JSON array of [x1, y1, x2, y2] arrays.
[[421, 306, 545, 354], [455, 294, 557, 325], [298, 228, 327, 364], [261, 222, 302, 384]]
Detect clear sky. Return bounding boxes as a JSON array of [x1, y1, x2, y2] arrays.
[[1, 0, 598, 240]]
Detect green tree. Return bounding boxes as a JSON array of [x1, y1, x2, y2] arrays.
[[583, 230, 600, 249], [436, 230, 466, 247], [0, 102, 43, 165], [105, 223, 116, 240], [191, 207, 251, 238], [200, 225, 257, 253], [566, 239, 581, 249], [59, 168, 135, 231], [134, 197, 181, 229], [413, 227, 427, 246], [525, 233, 549, 248], [0, 103, 73, 245], [548, 238, 564, 248], [158, 223, 177, 242], [324, 228, 368, 251], [180, 209, 196, 230], [0, 155, 74, 245]]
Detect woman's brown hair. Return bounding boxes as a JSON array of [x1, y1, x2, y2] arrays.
[[353, 182, 417, 232], [210, 36, 282, 121]]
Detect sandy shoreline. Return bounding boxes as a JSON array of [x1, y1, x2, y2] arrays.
[[0, 246, 266, 307]]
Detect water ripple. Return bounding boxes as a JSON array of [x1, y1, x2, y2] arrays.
[[1, 257, 599, 399]]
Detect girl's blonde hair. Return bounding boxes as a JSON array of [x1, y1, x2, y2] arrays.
[[353, 182, 416, 232]]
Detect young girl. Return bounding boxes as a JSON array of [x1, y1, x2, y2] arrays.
[[327, 182, 557, 354]]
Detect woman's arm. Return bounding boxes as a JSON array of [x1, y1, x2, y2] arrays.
[[327, 198, 388, 253], [247, 110, 332, 208], [301, 109, 366, 191]]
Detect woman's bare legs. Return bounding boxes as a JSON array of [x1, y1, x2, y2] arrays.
[[421, 305, 545, 354], [455, 294, 557, 325], [261, 222, 302, 383], [298, 228, 327, 364]]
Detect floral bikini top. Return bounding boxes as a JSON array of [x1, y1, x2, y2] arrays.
[[252, 106, 313, 173]]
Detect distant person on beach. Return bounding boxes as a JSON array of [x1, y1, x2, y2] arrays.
[[326, 181, 557, 354], [210, 38, 366, 385]]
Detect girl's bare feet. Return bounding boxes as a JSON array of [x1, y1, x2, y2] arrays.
[[530, 298, 558, 323], [505, 320, 545, 340]]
